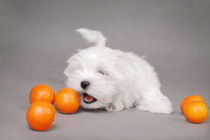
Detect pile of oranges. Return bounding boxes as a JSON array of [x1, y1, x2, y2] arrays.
[[26, 84, 208, 131], [180, 95, 208, 123], [26, 84, 79, 131]]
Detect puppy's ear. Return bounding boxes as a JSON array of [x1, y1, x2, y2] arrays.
[[64, 63, 71, 77], [64, 57, 74, 77], [115, 53, 135, 80], [76, 28, 107, 47]]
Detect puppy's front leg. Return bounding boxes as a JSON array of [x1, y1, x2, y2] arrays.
[[105, 98, 124, 111]]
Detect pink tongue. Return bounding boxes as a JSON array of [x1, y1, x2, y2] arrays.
[[84, 95, 94, 102]]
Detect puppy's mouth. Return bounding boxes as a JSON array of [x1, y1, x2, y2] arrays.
[[83, 93, 97, 104]]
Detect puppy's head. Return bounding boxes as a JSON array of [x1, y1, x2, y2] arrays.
[[64, 28, 132, 109]]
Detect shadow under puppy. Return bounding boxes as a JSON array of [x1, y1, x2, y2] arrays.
[[64, 28, 173, 114]]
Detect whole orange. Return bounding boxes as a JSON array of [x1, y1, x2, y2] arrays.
[[29, 84, 55, 104], [55, 88, 79, 114], [183, 101, 208, 123], [180, 95, 204, 113], [26, 101, 56, 131]]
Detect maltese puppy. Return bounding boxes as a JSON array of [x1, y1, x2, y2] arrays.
[[64, 28, 173, 114]]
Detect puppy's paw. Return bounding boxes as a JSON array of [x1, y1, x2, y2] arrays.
[[137, 104, 173, 114], [105, 103, 123, 112], [138, 89, 173, 114]]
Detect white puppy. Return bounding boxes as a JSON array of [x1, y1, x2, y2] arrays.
[[64, 28, 173, 114]]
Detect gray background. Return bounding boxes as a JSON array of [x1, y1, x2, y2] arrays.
[[0, 0, 210, 139]]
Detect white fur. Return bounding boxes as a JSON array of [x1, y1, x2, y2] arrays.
[[64, 28, 173, 114], [76, 28, 107, 47]]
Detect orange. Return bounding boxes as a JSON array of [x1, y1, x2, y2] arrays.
[[180, 95, 204, 113], [55, 88, 79, 114], [183, 101, 208, 123], [29, 84, 55, 104], [26, 101, 56, 131]]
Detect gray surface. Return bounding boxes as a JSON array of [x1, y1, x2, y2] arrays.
[[0, 0, 210, 139]]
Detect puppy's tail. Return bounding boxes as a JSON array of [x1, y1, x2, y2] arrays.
[[76, 28, 107, 47]]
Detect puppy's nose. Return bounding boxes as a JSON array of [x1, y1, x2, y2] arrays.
[[81, 81, 90, 90]]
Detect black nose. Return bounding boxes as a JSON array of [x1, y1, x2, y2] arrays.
[[81, 81, 90, 89]]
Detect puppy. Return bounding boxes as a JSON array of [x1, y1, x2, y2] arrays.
[[64, 28, 173, 114]]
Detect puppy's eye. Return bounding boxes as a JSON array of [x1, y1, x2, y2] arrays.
[[98, 70, 106, 75]]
